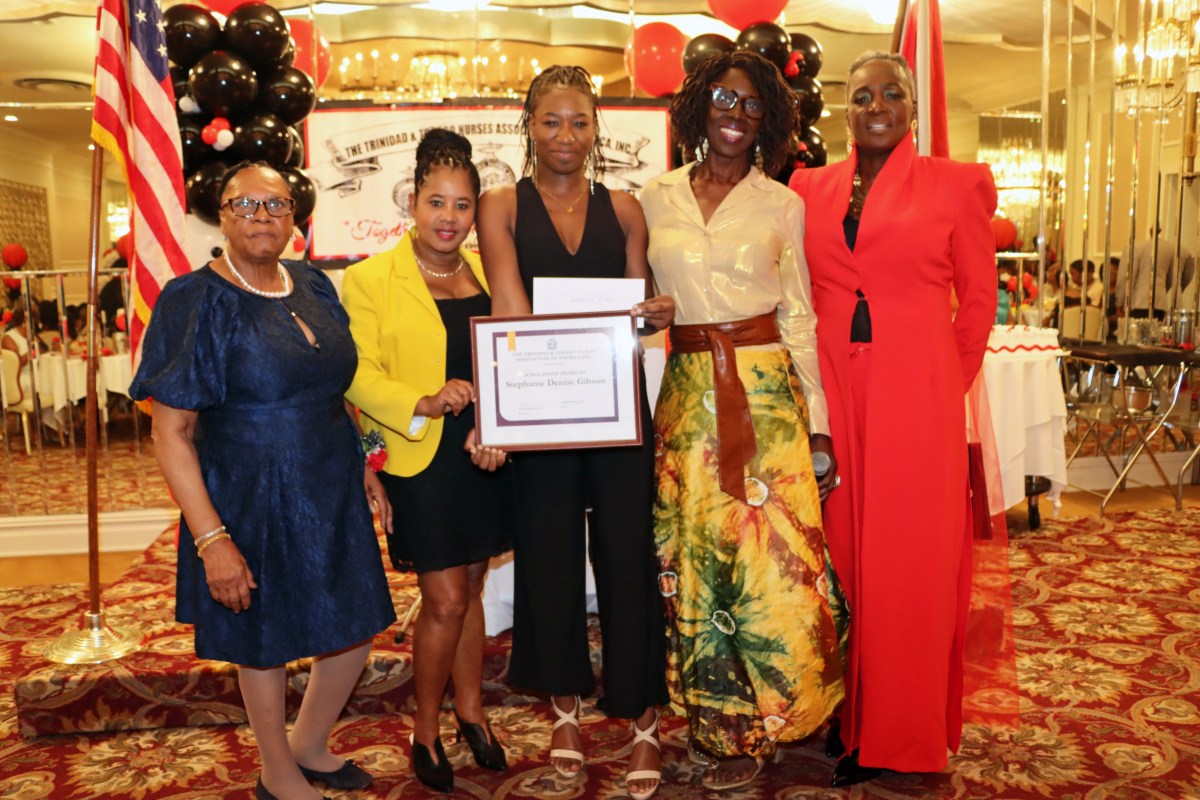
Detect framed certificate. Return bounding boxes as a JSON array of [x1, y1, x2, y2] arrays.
[[471, 311, 643, 450]]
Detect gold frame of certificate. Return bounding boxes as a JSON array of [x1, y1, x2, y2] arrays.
[[470, 311, 644, 450]]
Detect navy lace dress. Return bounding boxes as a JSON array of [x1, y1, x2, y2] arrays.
[[131, 262, 396, 667]]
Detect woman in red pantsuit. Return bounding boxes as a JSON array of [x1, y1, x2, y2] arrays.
[[787, 52, 997, 787]]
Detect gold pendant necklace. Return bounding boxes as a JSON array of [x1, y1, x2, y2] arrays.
[[535, 179, 587, 214]]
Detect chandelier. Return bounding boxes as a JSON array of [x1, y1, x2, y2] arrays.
[[1113, 0, 1200, 115], [332, 49, 547, 102]]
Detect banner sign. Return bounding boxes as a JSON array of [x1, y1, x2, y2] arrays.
[[304, 104, 672, 260]]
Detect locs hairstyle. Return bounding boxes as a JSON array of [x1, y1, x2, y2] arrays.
[[413, 128, 481, 198], [517, 64, 606, 179], [670, 50, 801, 176]]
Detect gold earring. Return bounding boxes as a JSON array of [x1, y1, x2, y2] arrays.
[[587, 152, 595, 195], [530, 140, 538, 176], [754, 142, 764, 170], [695, 137, 708, 163]]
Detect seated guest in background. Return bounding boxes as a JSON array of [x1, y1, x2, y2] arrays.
[[641, 50, 844, 792], [2, 306, 35, 402], [1062, 259, 1101, 309], [131, 161, 396, 800], [342, 129, 513, 794], [1118, 227, 1193, 320], [789, 51, 997, 787]]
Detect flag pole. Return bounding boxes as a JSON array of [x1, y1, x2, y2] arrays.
[[45, 143, 143, 665], [890, 0, 909, 53]]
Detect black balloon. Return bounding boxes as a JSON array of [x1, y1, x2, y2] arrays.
[[222, 3, 290, 71], [231, 112, 293, 166], [178, 116, 211, 174], [185, 160, 228, 225], [797, 126, 827, 168], [163, 4, 221, 70], [682, 33, 734, 75], [285, 125, 306, 168], [189, 51, 258, 117], [790, 33, 824, 78], [279, 36, 296, 69], [791, 75, 825, 126], [170, 65, 191, 104], [735, 23, 790, 71], [258, 66, 316, 126], [279, 167, 316, 226]]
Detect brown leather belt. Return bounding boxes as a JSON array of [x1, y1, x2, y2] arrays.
[[668, 312, 781, 501]]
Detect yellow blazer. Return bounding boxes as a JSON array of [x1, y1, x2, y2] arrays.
[[342, 230, 488, 477]]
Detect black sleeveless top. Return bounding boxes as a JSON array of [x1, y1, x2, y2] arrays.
[[513, 177, 627, 297]]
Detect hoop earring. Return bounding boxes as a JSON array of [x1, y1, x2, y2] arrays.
[[694, 137, 708, 163]]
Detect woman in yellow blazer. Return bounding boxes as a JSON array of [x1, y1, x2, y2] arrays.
[[342, 129, 513, 794]]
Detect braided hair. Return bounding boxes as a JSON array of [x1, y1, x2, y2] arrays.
[[517, 64, 605, 179], [414, 128, 480, 198], [669, 50, 800, 176]]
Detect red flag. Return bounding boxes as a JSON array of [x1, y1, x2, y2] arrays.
[[900, 0, 949, 157], [92, 0, 190, 376]]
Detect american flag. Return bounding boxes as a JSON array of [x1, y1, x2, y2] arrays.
[[91, 0, 190, 372]]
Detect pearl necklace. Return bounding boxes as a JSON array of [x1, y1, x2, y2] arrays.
[[223, 251, 292, 298], [414, 249, 465, 279]]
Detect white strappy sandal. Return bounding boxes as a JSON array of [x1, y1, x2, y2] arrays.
[[625, 711, 661, 800], [549, 695, 585, 778]]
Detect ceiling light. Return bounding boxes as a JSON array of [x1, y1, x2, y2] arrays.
[[3, 115, 17, 122], [280, 3, 377, 16]]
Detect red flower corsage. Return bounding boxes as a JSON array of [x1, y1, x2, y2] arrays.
[[362, 429, 387, 472]]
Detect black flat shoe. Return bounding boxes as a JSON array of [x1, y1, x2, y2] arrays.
[[255, 776, 332, 800], [298, 758, 373, 790], [831, 750, 883, 788], [824, 717, 846, 759], [454, 710, 507, 772], [410, 734, 454, 793]]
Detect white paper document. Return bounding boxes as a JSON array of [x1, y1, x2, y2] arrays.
[[532, 277, 646, 327]]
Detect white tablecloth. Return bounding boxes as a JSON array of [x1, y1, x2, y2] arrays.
[[981, 335, 1069, 509], [99, 354, 132, 398], [34, 353, 93, 412]]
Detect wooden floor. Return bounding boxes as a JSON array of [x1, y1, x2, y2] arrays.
[[2, 485, 1198, 590]]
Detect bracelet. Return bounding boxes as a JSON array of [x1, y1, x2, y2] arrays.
[[196, 532, 232, 558], [193, 524, 227, 549]]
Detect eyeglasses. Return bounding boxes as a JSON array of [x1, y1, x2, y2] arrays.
[[224, 196, 295, 218], [709, 85, 765, 120]]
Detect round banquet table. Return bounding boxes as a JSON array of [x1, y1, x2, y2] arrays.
[[980, 325, 1069, 510]]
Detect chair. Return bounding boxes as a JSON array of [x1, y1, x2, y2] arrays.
[[1, 349, 33, 455], [1060, 305, 1105, 342]]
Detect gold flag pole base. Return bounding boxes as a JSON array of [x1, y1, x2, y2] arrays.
[[45, 611, 143, 665]]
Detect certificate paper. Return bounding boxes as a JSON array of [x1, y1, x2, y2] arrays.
[[533, 277, 646, 327], [472, 312, 643, 450]]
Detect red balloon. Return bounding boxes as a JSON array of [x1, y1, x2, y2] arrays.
[[201, 124, 219, 145], [1, 310, 11, 323], [1021, 271, 1035, 288], [2, 242, 27, 268], [115, 232, 133, 260], [1005, 276, 1018, 293], [991, 217, 1017, 251], [211, 116, 231, 131], [1026, 284, 1038, 301], [115, 313, 127, 332], [3, 277, 20, 290], [287, 19, 331, 89], [624, 23, 688, 98], [202, 0, 255, 14], [708, 0, 787, 30]]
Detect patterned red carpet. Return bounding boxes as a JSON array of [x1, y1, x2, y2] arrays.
[[2, 508, 1199, 799]]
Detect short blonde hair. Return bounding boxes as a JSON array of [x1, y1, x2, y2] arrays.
[[845, 51, 916, 102]]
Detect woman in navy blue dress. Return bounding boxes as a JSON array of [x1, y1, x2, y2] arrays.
[[131, 162, 396, 800]]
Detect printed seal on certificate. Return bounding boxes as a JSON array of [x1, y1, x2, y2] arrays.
[[470, 310, 643, 450]]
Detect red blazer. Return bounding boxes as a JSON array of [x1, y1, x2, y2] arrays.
[[789, 135, 997, 772]]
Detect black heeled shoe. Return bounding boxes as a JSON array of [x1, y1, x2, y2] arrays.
[[298, 758, 373, 790], [454, 710, 507, 771], [255, 776, 332, 800], [824, 717, 846, 759], [831, 750, 883, 788], [410, 734, 454, 793]]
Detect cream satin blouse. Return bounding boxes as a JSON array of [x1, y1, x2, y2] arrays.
[[641, 163, 829, 435]]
